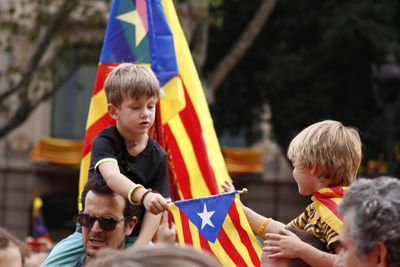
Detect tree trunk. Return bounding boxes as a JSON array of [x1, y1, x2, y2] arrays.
[[204, 0, 277, 103], [175, 0, 209, 71]]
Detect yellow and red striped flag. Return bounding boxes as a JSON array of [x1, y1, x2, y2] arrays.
[[312, 186, 348, 233], [79, 0, 261, 265]]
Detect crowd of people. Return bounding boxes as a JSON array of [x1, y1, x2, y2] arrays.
[[2, 176, 399, 267], [1, 63, 399, 267]]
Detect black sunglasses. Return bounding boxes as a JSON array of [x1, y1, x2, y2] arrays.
[[77, 213, 131, 231]]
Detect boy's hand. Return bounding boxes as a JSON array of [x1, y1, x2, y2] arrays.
[[143, 192, 168, 214], [263, 229, 304, 259], [156, 210, 176, 244], [221, 180, 236, 193]]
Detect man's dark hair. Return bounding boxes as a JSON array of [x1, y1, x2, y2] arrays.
[[81, 172, 142, 222]]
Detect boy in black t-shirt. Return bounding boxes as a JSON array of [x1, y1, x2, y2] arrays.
[[41, 63, 170, 266], [91, 63, 169, 244]]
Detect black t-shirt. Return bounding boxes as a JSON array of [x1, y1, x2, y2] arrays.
[[88, 126, 170, 236]]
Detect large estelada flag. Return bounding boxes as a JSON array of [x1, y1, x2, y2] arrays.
[[79, 0, 261, 265]]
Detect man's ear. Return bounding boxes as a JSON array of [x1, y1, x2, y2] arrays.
[[108, 104, 119, 120], [368, 242, 388, 267], [125, 216, 138, 236]]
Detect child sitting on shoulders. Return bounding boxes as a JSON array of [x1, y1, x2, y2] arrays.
[[223, 120, 362, 267], [42, 63, 170, 266], [91, 63, 169, 246]]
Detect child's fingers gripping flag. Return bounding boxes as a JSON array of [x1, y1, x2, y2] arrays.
[[169, 191, 261, 267]]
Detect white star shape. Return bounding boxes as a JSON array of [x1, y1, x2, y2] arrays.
[[197, 203, 215, 230], [116, 10, 147, 46]]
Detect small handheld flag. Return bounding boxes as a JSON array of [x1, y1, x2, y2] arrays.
[[171, 191, 236, 243], [170, 190, 261, 266]]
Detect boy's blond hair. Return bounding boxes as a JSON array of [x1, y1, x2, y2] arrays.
[[287, 120, 361, 186], [104, 63, 160, 107]]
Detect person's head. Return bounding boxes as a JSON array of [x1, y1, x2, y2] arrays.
[[261, 226, 327, 267], [86, 244, 223, 267], [0, 227, 25, 267], [334, 177, 400, 267], [80, 175, 141, 258], [105, 63, 160, 136], [287, 120, 361, 194]]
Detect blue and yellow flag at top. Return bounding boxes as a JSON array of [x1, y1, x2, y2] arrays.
[[79, 0, 261, 265], [100, 0, 178, 87]]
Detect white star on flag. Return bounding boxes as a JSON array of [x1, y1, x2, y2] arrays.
[[197, 203, 215, 230], [116, 10, 147, 46]]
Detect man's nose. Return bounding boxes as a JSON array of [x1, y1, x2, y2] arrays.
[[91, 220, 103, 232]]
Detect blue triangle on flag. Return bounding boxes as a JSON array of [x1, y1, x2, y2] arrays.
[[174, 192, 236, 243]]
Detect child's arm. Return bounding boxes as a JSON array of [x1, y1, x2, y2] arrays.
[[221, 181, 285, 236], [243, 206, 286, 236], [264, 229, 340, 267], [131, 211, 162, 247], [98, 161, 168, 214]]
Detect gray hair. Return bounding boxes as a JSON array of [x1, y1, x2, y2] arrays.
[[339, 177, 400, 265], [86, 244, 223, 267]]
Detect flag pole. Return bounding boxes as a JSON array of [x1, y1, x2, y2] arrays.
[[237, 188, 248, 195]]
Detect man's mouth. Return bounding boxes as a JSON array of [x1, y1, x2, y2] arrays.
[[88, 237, 106, 248]]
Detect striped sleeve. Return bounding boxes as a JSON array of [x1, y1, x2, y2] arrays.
[[289, 203, 312, 229]]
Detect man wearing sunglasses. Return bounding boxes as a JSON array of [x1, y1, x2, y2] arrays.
[[79, 176, 142, 267], [44, 176, 142, 266]]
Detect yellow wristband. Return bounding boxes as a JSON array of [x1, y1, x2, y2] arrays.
[[128, 184, 145, 205], [258, 218, 272, 236]]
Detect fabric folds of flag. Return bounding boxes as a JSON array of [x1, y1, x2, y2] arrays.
[[79, 0, 261, 265], [312, 186, 348, 233], [170, 192, 261, 266]]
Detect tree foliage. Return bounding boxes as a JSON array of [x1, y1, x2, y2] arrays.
[[210, 0, 400, 173], [0, 0, 108, 138]]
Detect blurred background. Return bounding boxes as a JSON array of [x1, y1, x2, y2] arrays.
[[1, 0, 399, 242]]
